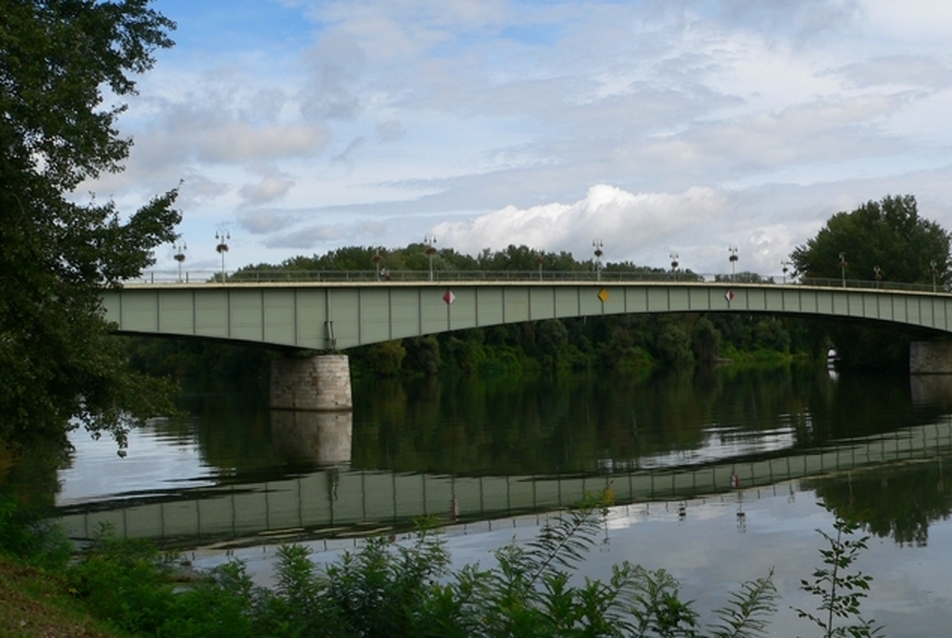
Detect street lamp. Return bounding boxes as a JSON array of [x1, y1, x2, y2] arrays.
[[873, 265, 883, 288], [215, 231, 230, 282], [728, 246, 738, 280], [780, 260, 790, 285], [173, 241, 187, 283], [372, 251, 383, 280], [424, 233, 437, 281], [931, 260, 938, 292], [536, 253, 545, 281], [670, 252, 679, 281], [593, 239, 604, 282], [838, 253, 847, 288]]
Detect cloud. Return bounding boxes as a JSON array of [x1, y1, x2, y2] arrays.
[[239, 166, 296, 206], [433, 184, 727, 262], [264, 224, 349, 248], [375, 119, 406, 142], [830, 56, 952, 90], [300, 32, 368, 121], [238, 208, 301, 234]]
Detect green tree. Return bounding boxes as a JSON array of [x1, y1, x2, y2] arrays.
[[790, 194, 951, 286], [0, 0, 180, 451], [691, 316, 721, 365], [789, 195, 951, 369]]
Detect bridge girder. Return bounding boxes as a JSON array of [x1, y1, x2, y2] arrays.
[[100, 282, 952, 350]]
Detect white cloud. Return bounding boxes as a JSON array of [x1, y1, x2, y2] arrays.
[[434, 184, 728, 265]]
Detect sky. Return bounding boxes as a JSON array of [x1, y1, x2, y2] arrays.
[[88, 0, 952, 277]]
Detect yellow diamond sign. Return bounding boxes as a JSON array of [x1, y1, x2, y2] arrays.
[[597, 288, 610, 303]]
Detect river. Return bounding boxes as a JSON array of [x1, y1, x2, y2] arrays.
[[45, 365, 952, 636]]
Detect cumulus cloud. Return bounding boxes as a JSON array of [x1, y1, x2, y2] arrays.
[[433, 184, 728, 263]]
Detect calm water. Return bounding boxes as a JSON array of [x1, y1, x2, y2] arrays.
[[50, 365, 952, 636]]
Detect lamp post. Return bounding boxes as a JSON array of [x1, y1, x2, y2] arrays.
[[781, 259, 790, 285], [372, 251, 383, 280], [173, 241, 187, 283], [931, 260, 938, 292], [424, 233, 437, 281], [670, 251, 679, 281], [536, 253, 545, 281], [873, 265, 883, 289], [728, 246, 738, 281], [593, 239, 604, 282], [838, 253, 847, 288], [215, 231, 230, 282]]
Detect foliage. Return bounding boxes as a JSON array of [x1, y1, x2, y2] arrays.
[[0, 0, 180, 451], [0, 492, 71, 569], [1, 489, 898, 638], [793, 517, 882, 638], [655, 319, 696, 368], [790, 194, 950, 286], [786, 194, 951, 369], [66, 525, 177, 634]]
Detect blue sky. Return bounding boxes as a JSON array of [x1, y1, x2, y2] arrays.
[[89, 0, 952, 276]]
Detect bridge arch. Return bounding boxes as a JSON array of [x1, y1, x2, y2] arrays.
[[102, 280, 952, 351]]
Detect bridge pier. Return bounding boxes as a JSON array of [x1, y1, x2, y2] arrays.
[[270, 354, 353, 411], [910, 341, 952, 374]]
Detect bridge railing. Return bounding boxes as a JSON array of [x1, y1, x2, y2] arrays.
[[124, 269, 948, 294]]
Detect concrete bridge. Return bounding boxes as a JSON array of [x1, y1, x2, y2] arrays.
[[102, 278, 952, 351], [101, 277, 952, 410]]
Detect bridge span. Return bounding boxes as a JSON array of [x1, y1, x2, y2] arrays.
[[102, 279, 952, 351]]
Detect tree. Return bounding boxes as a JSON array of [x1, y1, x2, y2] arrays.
[[790, 194, 951, 287], [1, 0, 180, 451], [789, 195, 952, 369]]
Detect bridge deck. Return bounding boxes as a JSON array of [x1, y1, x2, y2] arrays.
[[101, 279, 952, 350]]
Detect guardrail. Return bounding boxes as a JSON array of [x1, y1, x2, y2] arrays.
[[124, 269, 949, 294]]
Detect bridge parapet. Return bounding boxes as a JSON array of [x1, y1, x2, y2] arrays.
[[123, 269, 948, 294]]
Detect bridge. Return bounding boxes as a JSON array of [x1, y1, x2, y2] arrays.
[[100, 274, 952, 411], [102, 276, 952, 350]]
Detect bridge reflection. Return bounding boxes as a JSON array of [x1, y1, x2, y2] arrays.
[[56, 418, 952, 549]]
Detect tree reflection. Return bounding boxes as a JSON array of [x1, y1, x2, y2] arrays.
[[808, 456, 952, 547], [349, 363, 946, 476]]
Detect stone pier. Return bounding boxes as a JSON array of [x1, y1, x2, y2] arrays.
[[910, 341, 952, 374], [270, 354, 353, 411]]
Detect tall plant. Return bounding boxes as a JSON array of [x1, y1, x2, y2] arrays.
[[793, 517, 883, 638]]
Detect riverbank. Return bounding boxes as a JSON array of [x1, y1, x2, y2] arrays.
[[0, 556, 119, 637]]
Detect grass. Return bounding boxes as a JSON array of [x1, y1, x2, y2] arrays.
[[0, 556, 122, 638]]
